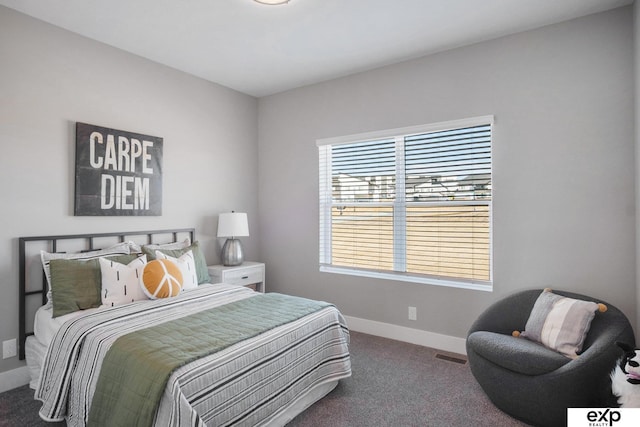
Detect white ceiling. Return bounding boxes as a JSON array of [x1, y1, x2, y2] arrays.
[[0, 0, 633, 97]]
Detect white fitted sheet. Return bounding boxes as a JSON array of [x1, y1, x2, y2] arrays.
[[33, 305, 102, 348], [27, 305, 103, 389], [25, 336, 46, 389]]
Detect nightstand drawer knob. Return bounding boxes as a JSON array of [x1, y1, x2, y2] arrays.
[[241, 275, 249, 279]]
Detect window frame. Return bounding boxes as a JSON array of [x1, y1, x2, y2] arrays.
[[317, 115, 494, 292]]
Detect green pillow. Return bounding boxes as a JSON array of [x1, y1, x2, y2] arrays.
[[143, 241, 210, 284], [50, 254, 138, 317]]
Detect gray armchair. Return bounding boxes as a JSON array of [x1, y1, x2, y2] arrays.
[[466, 289, 635, 427]]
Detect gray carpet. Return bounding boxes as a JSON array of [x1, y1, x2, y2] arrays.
[[0, 331, 529, 426]]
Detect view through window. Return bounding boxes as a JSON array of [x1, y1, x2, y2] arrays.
[[318, 116, 493, 289]]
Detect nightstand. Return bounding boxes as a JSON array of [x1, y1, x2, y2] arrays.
[[207, 262, 265, 293]]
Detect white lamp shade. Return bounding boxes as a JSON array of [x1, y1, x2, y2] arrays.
[[217, 212, 249, 238]]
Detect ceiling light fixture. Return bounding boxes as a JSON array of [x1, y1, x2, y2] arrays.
[[254, 0, 290, 5]]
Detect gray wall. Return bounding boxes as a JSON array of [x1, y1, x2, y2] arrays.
[[0, 6, 259, 375], [258, 7, 636, 340]]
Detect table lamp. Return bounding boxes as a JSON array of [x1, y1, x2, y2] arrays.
[[217, 212, 249, 266]]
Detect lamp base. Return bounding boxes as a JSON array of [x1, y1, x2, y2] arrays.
[[221, 238, 244, 266]]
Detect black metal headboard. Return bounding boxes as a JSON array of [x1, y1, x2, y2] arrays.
[[18, 228, 195, 360]]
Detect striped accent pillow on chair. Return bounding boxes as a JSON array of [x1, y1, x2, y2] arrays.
[[520, 289, 607, 358]]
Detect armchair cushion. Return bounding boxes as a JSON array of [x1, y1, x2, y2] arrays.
[[467, 331, 570, 375]]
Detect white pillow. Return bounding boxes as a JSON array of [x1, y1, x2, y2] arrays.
[[155, 250, 198, 290], [142, 238, 191, 252], [125, 240, 143, 253], [128, 238, 191, 255], [40, 242, 131, 306], [99, 255, 148, 307]]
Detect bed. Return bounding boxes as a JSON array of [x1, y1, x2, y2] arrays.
[[19, 228, 351, 426]]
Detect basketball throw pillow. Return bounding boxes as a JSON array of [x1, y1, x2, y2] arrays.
[[141, 259, 183, 299]]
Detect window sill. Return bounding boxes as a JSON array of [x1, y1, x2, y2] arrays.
[[319, 265, 493, 292]]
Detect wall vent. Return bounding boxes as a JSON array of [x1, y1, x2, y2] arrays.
[[435, 353, 467, 364]]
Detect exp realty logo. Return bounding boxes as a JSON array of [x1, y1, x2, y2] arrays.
[[586, 409, 620, 426], [568, 408, 640, 427]]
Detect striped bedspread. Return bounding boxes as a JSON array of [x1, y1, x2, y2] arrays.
[[35, 284, 351, 426]]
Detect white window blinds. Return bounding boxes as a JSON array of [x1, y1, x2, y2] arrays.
[[318, 116, 493, 288]]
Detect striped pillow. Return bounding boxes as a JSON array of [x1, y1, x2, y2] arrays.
[[521, 289, 604, 358]]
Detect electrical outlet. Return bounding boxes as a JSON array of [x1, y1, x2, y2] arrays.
[[408, 306, 417, 321], [3, 339, 17, 359]]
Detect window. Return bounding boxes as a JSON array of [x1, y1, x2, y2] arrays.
[[318, 116, 493, 290]]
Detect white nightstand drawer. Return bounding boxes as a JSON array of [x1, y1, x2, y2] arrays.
[[225, 268, 263, 286], [207, 262, 265, 293]]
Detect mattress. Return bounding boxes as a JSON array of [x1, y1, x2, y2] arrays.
[[26, 305, 100, 389], [34, 304, 100, 348], [25, 336, 45, 389]]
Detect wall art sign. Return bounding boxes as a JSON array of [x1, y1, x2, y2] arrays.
[[74, 122, 163, 216]]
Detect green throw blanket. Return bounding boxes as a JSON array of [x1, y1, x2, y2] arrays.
[[87, 293, 331, 427]]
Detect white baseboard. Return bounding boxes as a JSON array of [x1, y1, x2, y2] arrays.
[[0, 365, 30, 393], [344, 315, 467, 355]]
